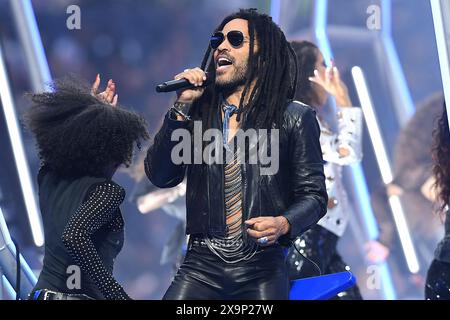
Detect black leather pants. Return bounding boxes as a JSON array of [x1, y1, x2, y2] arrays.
[[163, 241, 289, 300]]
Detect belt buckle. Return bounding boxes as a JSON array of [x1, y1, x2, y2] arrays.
[[42, 289, 58, 300]]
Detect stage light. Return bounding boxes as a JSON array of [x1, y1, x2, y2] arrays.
[[0, 45, 44, 247], [388, 195, 420, 273], [380, 0, 415, 125], [431, 0, 450, 121], [350, 67, 392, 185], [1, 276, 16, 300], [352, 66, 420, 274]]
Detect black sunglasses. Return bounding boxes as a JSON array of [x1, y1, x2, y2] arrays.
[[210, 30, 245, 50]]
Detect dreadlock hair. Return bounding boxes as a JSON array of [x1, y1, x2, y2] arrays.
[[189, 8, 298, 130], [432, 102, 450, 213], [290, 40, 321, 107], [24, 77, 150, 179]]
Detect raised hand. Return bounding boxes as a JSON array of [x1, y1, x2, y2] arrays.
[[364, 240, 390, 264], [91, 74, 118, 106], [309, 60, 352, 107]]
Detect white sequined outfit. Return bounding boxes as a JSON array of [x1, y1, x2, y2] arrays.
[[315, 106, 364, 237]]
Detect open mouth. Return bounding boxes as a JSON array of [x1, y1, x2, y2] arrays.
[[216, 57, 233, 72]]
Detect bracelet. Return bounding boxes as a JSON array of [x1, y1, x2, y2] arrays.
[[170, 102, 192, 120]]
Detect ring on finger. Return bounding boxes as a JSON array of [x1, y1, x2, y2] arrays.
[[257, 236, 269, 245]]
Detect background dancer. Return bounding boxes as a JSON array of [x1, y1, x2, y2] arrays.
[[26, 76, 149, 300], [287, 40, 364, 300]]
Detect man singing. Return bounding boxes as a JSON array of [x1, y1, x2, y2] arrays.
[[145, 8, 327, 299]]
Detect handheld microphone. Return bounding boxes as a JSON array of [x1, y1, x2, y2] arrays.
[[155, 72, 213, 93]]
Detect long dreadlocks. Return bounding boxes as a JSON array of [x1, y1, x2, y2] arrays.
[[432, 102, 450, 214], [189, 8, 298, 130]]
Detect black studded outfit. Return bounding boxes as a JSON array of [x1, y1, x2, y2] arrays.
[[30, 166, 130, 300], [426, 207, 450, 300]]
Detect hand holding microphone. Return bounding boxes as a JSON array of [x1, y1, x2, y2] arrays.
[[156, 67, 211, 104]]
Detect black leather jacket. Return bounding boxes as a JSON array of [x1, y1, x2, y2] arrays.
[[145, 100, 327, 245]]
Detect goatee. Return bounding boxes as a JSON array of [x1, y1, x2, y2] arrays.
[[216, 75, 247, 95]]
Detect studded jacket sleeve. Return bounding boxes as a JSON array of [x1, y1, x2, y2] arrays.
[[61, 182, 130, 300]]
